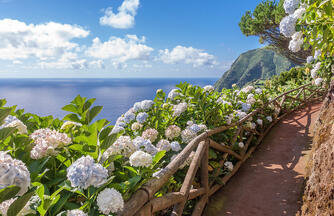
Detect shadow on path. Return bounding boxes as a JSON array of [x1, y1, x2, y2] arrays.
[[204, 103, 322, 216]]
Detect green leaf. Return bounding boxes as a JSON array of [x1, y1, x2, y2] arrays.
[[127, 175, 142, 190], [72, 95, 84, 107], [0, 127, 17, 141], [63, 114, 81, 123], [50, 192, 71, 215], [152, 151, 166, 167], [0, 186, 20, 203], [61, 104, 78, 113], [124, 166, 138, 175], [7, 190, 35, 216], [82, 98, 96, 112], [86, 106, 103, 124], [100, 133, 118, 150], [0, 99, 7, 107], [0, 108, 12, 125]]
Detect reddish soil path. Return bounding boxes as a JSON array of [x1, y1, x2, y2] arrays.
[[204, 103, 322, 216]]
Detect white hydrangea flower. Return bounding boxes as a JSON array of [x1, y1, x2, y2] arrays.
[[115, 117, 126, 128], [255, 88, 262, 94], [172, 102, 188, 117], [314, 50, 321, 59], [310, 62, 321, 78], [168, 89, 180, 100], [181, 129, 197, 143], [217, 97, 232, 106], [133, 102, 142, 112], [0, 151, 30, 196], [238, 142, 245, 148], [0, 198, 15, 216], [315, 78, 323, 86], [257, 119, 263, 126], [0, 115, 27, 134], [30, 128, 71, 159], [109, 125, 125, 135], [187, 121, 194, 126], [247, 94, 254, 100], [283, 0, 300, 14], [157, 139, 171, 152], [289, 32, 303, 52], [97, 188, 124, 214], [171, 141, 182, 152], [235, 110, 247, 119], [306, 56, 314, 63], [67, 156, 108, 189], [266, 116, 273, 122], [246, 122, 256, 130], [133, 136, 158, 155], [241, 85, 254, 93], [198, 124, 207, 131], [141, 100, 154, 111], [165, 125, 181, 140], [67, 209, 88, 216], [131, 122, 143, 131], [129, 150, 152, 167], [226, 114, 234, 125], [132, 100, 154, 112], [104, 136, 136, 158], [142, 128, 159, 142], [280, 15, 297, 37], [224, 161, 234, 171], [60, 121, 82, 130], [293, 6, 306, 19], [203, 85, 214, 92]]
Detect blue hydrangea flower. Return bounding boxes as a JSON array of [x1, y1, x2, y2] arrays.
[[124, 112, 135, 123], [67, 156, 108, 189], [136, 112, 148, 123], [171, 141, 182, 152], [189, 124, 201, 133]]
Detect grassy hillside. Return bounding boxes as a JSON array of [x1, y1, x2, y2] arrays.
[[214, 48, 295, 90]]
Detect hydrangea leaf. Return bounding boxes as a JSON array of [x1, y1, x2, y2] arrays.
[[0, 185, 20, 203]]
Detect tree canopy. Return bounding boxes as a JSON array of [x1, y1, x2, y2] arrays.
[[239, 0, 312, 64]]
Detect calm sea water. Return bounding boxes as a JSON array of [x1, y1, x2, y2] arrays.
[[0, 78, 216, 123]]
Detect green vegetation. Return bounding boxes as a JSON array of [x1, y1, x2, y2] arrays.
[[214, 47, 295, 91], [239, 0, 312, 64]]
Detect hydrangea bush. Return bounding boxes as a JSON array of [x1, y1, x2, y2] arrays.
[[0, 71, 322, 215], [279, 0, 333, 86]]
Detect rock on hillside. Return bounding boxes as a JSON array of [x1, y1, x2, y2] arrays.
[[214, 48, 295, 91], [299, 85, 334, 216]]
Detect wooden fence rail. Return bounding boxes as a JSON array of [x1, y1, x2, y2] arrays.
[[121, 83, 325, 216]]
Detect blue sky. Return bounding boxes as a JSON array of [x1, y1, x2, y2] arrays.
[[0, 0, 264, 78]]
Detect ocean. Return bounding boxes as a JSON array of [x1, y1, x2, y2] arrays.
[[0, 78, 216, 123]]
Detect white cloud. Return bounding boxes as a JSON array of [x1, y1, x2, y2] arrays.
[[39, 52, 88, 70], [159, 45, 218, 67], [85, 35, 153, 68], [0, 19, 89, 61], [90, 60, 106, 69], [100, 0, 140, 29]]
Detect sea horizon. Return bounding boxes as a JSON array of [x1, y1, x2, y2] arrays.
[[0, 77, 217, 123]]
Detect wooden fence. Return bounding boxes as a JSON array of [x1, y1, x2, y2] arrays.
[[121, 83, 325, 216]]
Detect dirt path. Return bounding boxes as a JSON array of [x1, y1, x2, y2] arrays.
[[204, 103, 322, 216]]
